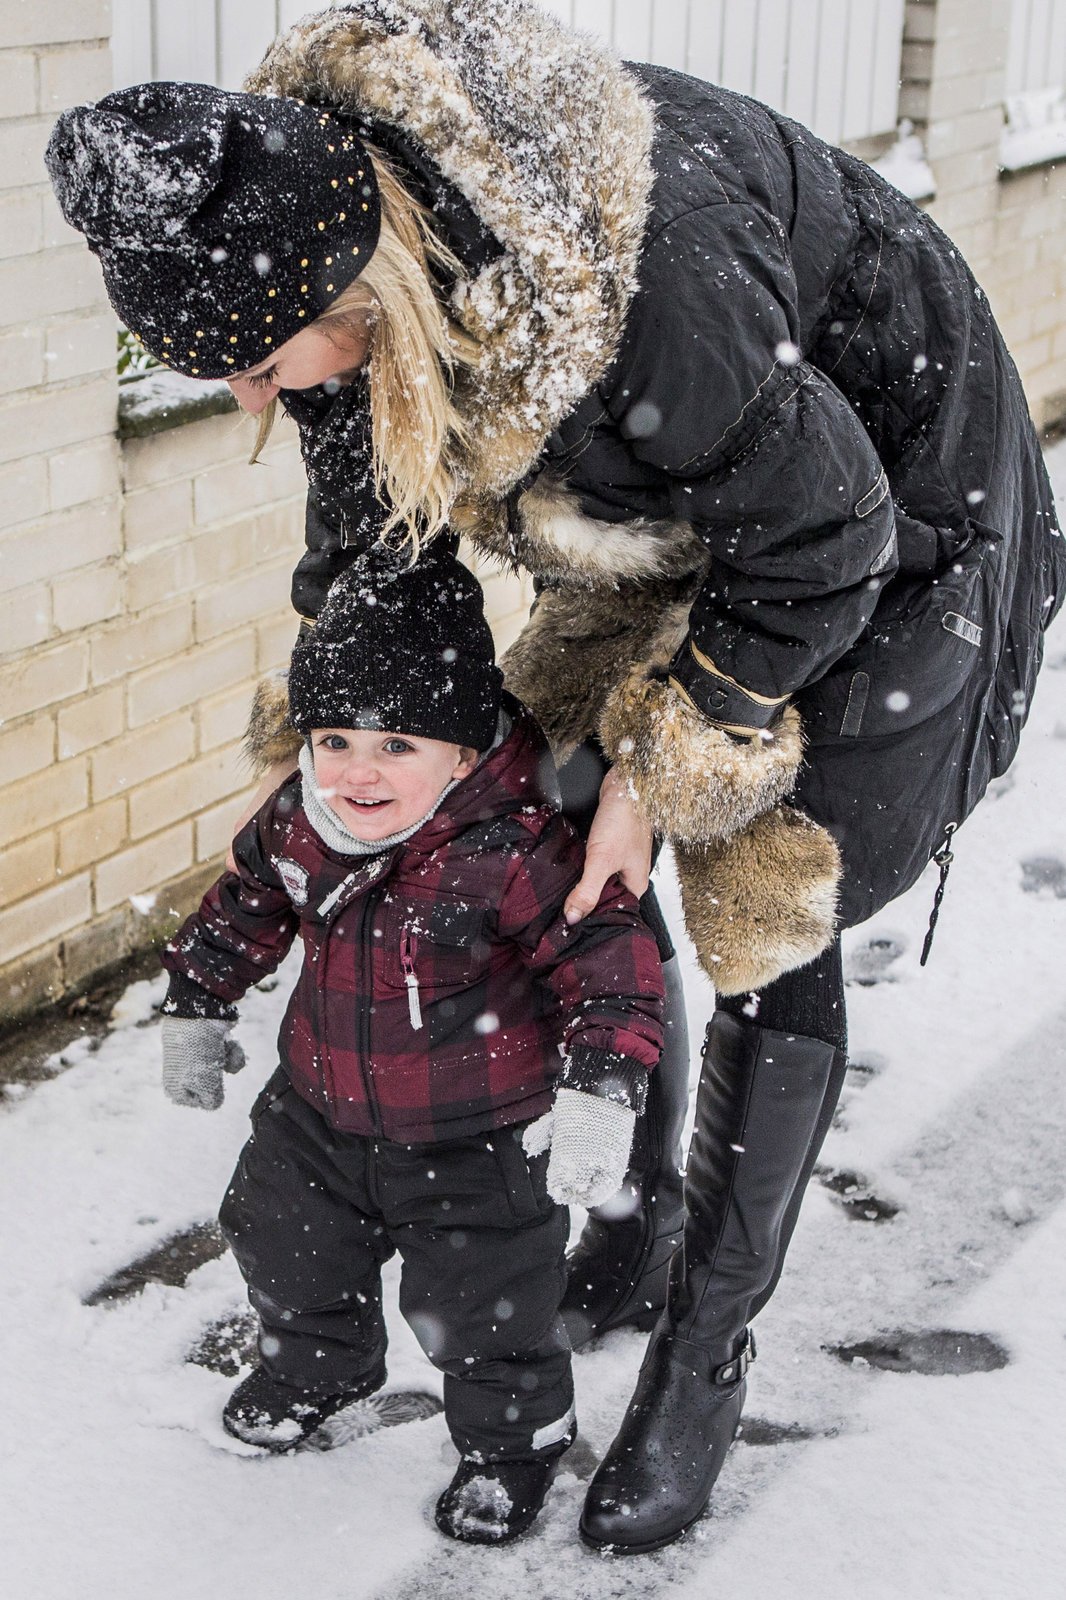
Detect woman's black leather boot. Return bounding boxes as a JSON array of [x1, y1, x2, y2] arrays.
[[580, 1011, 847, 1553], [560, 954, 688, 1346]]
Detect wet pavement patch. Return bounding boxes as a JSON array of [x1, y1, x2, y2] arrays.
[[736, 1417, 827, 1446], [187, 1307, 258, 1376], [830, 1329, 1009, 1375], [83, 1220, 226, 1306], [816, 1167, 900, 1223]]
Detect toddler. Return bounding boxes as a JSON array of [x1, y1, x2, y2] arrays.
[[160, 544, 664, 1544]]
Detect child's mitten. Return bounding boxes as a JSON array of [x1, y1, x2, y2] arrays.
[[161, 1017, 246, 1110], [522, 1087, 636, 1208]]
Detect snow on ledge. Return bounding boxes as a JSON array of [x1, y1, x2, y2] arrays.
[[870, 123, 936, 202], [1001, 87, 1066, 173]]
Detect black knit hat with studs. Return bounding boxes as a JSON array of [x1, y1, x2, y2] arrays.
[[288, 543, 504, 751], [45, 82, 381, 379]]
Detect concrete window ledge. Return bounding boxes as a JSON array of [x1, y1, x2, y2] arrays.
[[1000, 89, 1066, 175], [118, 369, 238, 440]]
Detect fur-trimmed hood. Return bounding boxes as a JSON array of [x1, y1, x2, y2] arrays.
[[244, 0, 655, 502]]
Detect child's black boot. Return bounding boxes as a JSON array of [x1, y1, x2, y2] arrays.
[[223, 1360, 385, 1452], [435, 1451, 564, 1544]]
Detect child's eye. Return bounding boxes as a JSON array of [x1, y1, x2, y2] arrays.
[[384, 738, 411, 754], [320, 734, 348, 751], [246, 366, 278, 389]]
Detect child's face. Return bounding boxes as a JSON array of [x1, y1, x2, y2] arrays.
[[310, 727, 478, 841], [226, 318, 373, 415]]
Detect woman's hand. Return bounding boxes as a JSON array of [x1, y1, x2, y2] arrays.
[[564, 767, 653, 924], [225, 757, 299, 871]]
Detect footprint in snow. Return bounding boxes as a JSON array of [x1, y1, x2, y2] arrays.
[[1019, 855, 1066, 898], [829, 1329, 1008, 1375], [843, 931, 908, 986], [815, 1167, 900, 1223]]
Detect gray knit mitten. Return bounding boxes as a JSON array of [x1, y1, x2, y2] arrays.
[[523, 1086, 636, 1208], [161, 1017, 246, 1111]]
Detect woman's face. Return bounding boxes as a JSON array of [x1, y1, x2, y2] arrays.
[[226, 315, 373, 414]]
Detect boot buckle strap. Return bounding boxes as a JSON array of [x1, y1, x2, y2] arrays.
[[712, 1329, 756, 1388]]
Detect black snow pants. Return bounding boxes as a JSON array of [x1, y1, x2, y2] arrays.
[[219, 1070, 574, 1462]]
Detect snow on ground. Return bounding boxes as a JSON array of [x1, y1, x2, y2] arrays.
[[3, 453, 1066, 1600]]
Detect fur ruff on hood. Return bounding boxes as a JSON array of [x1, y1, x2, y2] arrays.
[[244, 0, 656, 505]]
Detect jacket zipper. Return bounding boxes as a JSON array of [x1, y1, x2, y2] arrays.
[[313, 877, 385, 1135], [400, 927, 423, 1030]]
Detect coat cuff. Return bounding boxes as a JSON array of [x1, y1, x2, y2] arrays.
[[669, 638, 787, 734], [160, 971, 238, 1022], [560, 1046, 650, 1115]]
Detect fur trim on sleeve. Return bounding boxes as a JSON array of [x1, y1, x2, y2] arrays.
[[598, 670, 805, 846], [674, 806, 841, 994], [501, 588, 693, 764], [244, 674, 302, 774]]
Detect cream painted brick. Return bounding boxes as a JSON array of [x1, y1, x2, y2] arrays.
[[2, 498, 121, 588], [90, 600, 193, 685], [52, 561, 122, 632], [127, 633, 257, 728], [196, 794, 254, 864], [0, 325, 43, 394], [0, 188, 43, 259], [123, 479, 193, 553], [195, 562, 293, 643], [129, 746, 246, 840], [904, 4, 937, 46], [0, 456, 48, 531], [94, 824, 193, 915], [48, 435, 121, 510], [38, 43, 110, 109], [927, 144, 1000, 199], [200, 683, 256, 753], [91, 713, 195, 802], [8, 756, 88, 842], [926, 108, 1004, 163], [125, 521, 252, 612], [57, 685, 123, 758], [251, 501, 304, 564], [0, 376, 117, 468], [0, 832, 55, 910], [0, 713, 53, 784], [0, 637, 87, 719], [122, 412, 250, 491], [0, 874, 91, 966], [0, 246, 106, 328], [57, 796, 127, 876], [0, 115, 51, 192], [0, 51, 37, 116], [2, 2, 111, 48], [192, 452, 305, 525], [38, 184, 81, 249], [44, 312, 116, 384], [257, 613, 297, 673], [0, 582, 50, 655]]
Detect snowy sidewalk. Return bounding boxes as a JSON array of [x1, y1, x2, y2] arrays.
[[3, 453, 1066, 1600]]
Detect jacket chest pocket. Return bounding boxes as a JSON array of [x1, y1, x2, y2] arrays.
[[381, 899, 490, 995]]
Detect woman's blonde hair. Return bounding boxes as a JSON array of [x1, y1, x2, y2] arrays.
[[251, 145, 478, 549]]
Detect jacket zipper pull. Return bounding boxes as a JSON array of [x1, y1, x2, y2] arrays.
[[400, 927, 423, 1030], [920, 822, 957, 967]]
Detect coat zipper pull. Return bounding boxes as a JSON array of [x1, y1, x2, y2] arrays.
[[920, 822, 957, 967], [400, 927, 423, 1030]]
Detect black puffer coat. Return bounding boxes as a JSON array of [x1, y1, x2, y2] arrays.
[[248, 3, 1066, 931]]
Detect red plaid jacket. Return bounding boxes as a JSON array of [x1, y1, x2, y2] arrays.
[[162, 702, 664, 1143]]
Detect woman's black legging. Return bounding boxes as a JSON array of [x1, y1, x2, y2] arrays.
[[716, 936, 847, 1056]]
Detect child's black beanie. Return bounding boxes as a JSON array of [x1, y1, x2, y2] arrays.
[[287, 542, 504, 750]]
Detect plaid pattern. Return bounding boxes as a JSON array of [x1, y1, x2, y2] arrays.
[[163, 702, 664, 1143]]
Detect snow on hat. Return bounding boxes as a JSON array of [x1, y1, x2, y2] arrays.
[[287, 543, 504, 751], [46, 82, 381, 380]]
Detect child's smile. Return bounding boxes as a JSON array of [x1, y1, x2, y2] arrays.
[[311, 728, 477, 841]]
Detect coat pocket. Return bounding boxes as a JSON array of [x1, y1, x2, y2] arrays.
[[803, 520, 998, 739], [381, 897, 490, 992]]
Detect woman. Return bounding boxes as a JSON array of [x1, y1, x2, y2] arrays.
[[48, 0, 1065, 1554]]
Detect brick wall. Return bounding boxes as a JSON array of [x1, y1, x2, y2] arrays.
[[904, 0, 1066, 429]]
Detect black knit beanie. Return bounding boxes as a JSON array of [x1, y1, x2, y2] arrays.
[[288, 544, 504, 750], [45, 82, 381, 380]]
